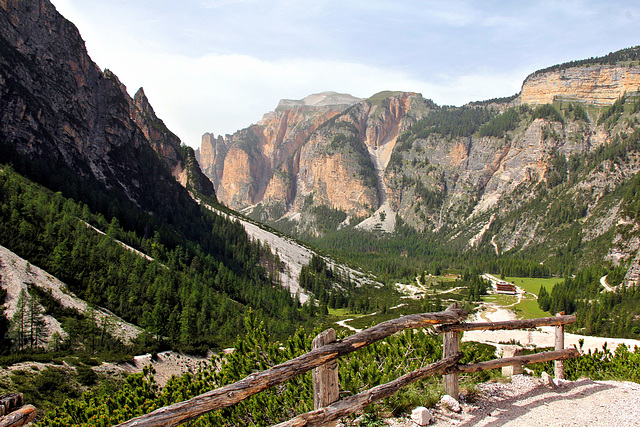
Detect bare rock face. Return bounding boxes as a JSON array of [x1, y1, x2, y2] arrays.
[[198, 91, 433, 230], [0, 0, 214, 204], [520, 65, 640, 105], [197, 97, 358, 211]]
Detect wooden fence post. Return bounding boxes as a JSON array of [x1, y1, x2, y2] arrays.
[[443, 304, 460, 399], [501, 346, 523, 377], [554, 312, 565, 380], [312, 329, 339, 427]]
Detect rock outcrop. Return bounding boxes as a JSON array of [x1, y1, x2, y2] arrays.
[[520, 65, 640, 105], [197, 94, 360, 211], [198, 91, 433, 228], [0, 0, 214, 205]]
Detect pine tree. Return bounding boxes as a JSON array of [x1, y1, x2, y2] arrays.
[[27, 293, 48, 349], [10, 289, 28, 350]]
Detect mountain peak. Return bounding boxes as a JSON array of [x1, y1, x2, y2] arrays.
[[276, 91, 361, 111]]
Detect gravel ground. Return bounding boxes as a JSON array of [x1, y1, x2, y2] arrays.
[[383, 375, 640, 426]]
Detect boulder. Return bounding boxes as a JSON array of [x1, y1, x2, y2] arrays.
[[411, 406, 433, 425], [440, 394, 462, 413]]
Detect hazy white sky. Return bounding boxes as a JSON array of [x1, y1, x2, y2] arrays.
[[51, 0, 640, 148]]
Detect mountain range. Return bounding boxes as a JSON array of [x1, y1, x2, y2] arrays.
[[196, 48, 640, 283]]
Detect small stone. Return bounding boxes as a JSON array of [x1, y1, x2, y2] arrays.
[[440, 394, 462, 413], [541, 372, 557, 389], [411, 406, 433, 425]]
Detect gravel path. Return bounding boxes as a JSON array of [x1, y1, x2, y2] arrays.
[[431, 375, 640, 426], [384, 375, 640, 426]]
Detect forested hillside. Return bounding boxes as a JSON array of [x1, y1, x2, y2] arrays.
[[0, 167, 306, 352], [0, 0, 323, 357]]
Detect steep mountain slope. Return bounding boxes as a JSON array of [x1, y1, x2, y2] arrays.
[[199, 91, 435, 231], [0, 0, 213, 206], [196, 91, 361, 210], [0, 0, 321, 350], [0, 244, 142, 345]]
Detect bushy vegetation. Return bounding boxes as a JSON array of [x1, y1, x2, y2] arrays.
[[40, 311, 640, 426], [531, 343, 640, 383], [41, 314, 496, 426]]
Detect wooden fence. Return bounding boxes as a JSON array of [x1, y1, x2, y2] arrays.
[[0, 393, 36, 427], [117, 306, 578, 427]]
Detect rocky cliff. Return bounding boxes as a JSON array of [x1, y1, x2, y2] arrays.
[[197, 92, 362, 211], [197, 48, 640, 278], [0, 0, 214, 204], [520, 65, 640, 105], [198, 91, 434, 229]]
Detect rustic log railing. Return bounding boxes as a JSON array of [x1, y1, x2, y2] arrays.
[[0, 393, 36, 427], [116, 306, 578, 427]]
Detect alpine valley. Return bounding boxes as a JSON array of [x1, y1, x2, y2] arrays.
[[197, 51, 640, 283], [2, 0, 640, 425]]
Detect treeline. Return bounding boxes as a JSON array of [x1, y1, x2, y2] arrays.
[[395, 106, 496, 151], [298, 255, 393, 314], [478, 107, 525, 137], [307, 220, 551, 282], [461, 268, 489, 301], [526, 45, 640, 80], [0, 168, 306, 353], [537, 265, 640, 338]]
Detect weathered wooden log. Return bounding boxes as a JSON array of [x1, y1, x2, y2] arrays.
[[273, 353, 464, 427], [450, 348, 579, 374], [436, 314, 576, 333], [0, 405, 37, 427], [0, 394, 22, 418], [116, 308, 467, 427], [312, 329, 339, 427]]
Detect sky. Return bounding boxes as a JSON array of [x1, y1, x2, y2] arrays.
[[51, 0, 640, 149]]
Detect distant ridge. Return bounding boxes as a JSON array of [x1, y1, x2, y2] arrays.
[[276, 91, 361, 111]]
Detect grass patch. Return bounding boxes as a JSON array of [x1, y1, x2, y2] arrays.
[[505, 276, 563, 296], [513, 296, 550, 319], [484, 294, 518, 306], [327, 307, 354, 317]]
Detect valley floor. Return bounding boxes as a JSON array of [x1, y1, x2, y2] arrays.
[[463, 303, 640, 353]]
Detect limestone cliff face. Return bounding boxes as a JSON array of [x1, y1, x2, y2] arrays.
[[0, 0, 214, 203], [197, 99, 357, 211], [131, 88, 215, 198], [198, 92, 434, 225], [520, 65, 640, 105]]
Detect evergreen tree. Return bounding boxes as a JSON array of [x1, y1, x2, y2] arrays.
[[10, 289, 28, 350]]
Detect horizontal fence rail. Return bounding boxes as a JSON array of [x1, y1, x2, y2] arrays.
[[117, 306, 578, 427], [436, 314, 576, 332], [274, 353, 464, 427], [116, 308, 467, 427]]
